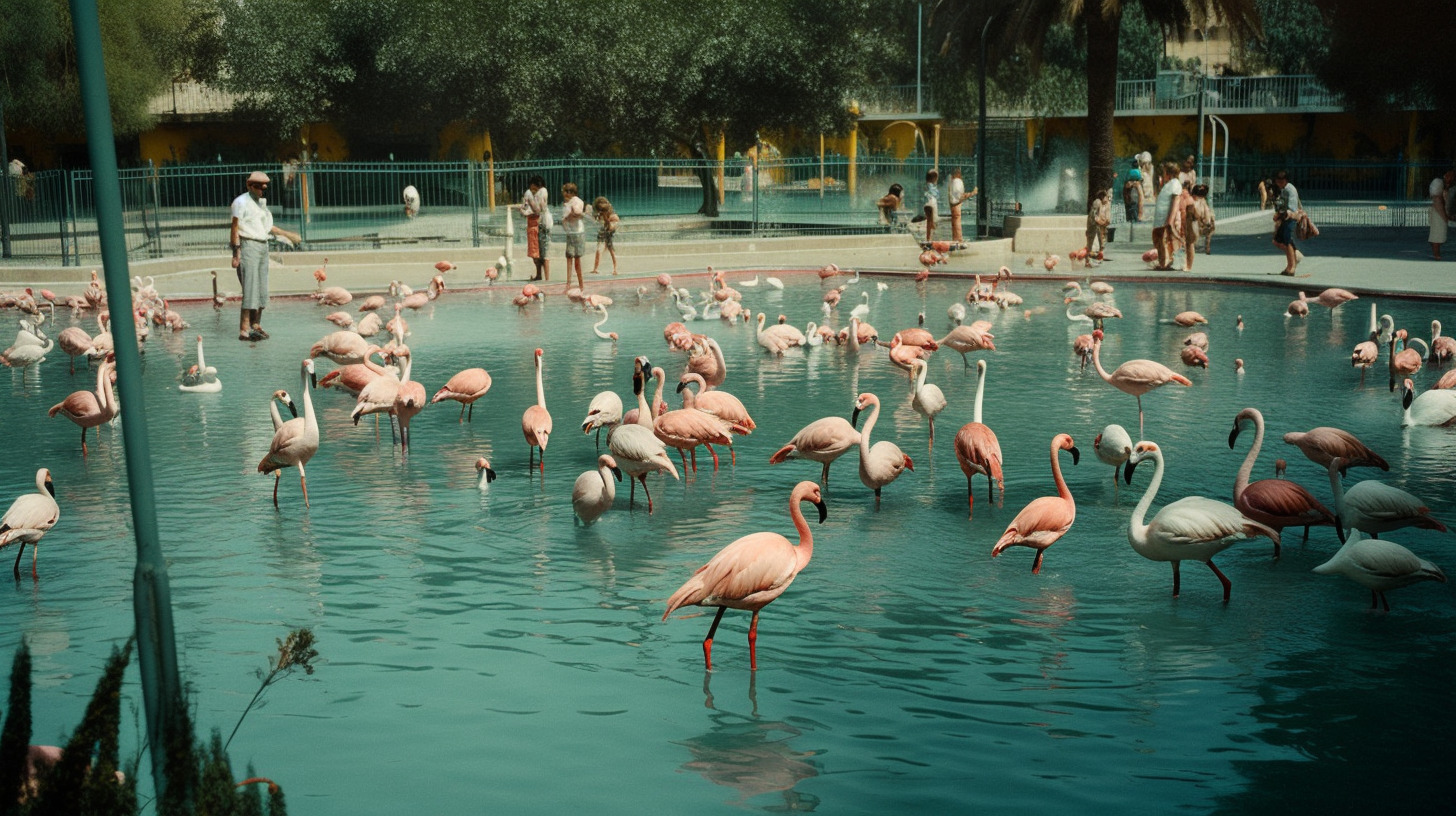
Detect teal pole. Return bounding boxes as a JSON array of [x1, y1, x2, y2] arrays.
[[68, 0, 188, 805]]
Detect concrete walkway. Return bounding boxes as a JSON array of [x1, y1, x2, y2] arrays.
[[2, 223, 1451, 303]]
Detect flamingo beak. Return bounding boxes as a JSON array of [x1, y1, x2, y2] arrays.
[[287, 400, 298, 418], [813, 499, 828, 524], [903, 455, 914, 472], [611, 467, 623, 482], [675, 381, 687, 393], [850, 407, 861, 428], [1094, 433, 1103, 449], [1334, 517, 1347, 544], [1403, 389, 1414, 410], [1124, 460, 1138, 484], [1068, 446, 1080, 465], [1228, 425, 1241, 449], [44, 479, 55, 498]]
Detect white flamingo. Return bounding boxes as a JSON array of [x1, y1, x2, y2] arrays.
[[258, 359, 320, 508], [1124, 441, 1279, 602], [1312, 528, 1446, 611], [910, 358, 947, 452], [178, 335, 221, 393], [851, 392, 913, 502], [607, 357, 680, 513], [0, 468, 60, 579], [1326, 457, 1447, 540], [572, 455, 622, 524], [582, 390, 625, 450]]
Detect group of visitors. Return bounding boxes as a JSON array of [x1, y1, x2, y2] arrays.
[[518, 175, 622, 288], [878, 167, 978, 243], [1138, 155, 1217, 272]]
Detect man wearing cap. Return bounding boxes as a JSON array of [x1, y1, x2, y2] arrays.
[[230, 171, 300, 341]]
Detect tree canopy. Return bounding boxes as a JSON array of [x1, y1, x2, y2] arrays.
[[0, 0, 192, 139], [191, 0, 890, 160]]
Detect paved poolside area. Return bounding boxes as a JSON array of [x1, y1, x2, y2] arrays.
[[2, 220, 1451, 303]]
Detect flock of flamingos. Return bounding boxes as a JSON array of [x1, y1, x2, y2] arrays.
[[1, 259, 1453, 671]]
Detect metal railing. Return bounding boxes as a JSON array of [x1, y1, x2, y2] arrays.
[[860, 74, 1344, 117], [3, 156, 1444, 265]]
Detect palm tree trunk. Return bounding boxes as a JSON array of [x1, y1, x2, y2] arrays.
[[1084, 4, 1122, 206]]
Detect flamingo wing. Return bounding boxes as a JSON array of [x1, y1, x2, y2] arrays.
[[664, 533, 797, 614], [1346, 482, 1445, 529], [993, 497, 1074, 553], [1149, 497, 1278, 547], [1240, 480, 1335, 525]]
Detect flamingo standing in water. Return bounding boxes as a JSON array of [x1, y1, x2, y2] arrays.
[[56, 324, 94, 374], [48, 356, 117, 455], [678, 373, 754, 464], [431, 367, 492, 422], [910, 359, 947, 451], [953, 360, 1004, 517], [1282, 427, 1388, 472], [1389, 329, 1428, 390], [768, 415, 861, 484], [1325, 457, 1447, 541], [572, 455, 622, 524], [391, 347, 427, 452], [1306, 288, 1358, 318], [1399, 377, 1456, 427], [521, 348, 553, 472], [0, 468, 60, 579], [1312, 528, 1446, 611], [851, 393, 914, 502], [1092, 424, 1132, 486], [258, 359, 319, 508], [1124, 441, 1280, 601], [662, 480, 827, 671], [607, 356, 679, 512], [992, 434, 1079, 574], [476, 458, 497, 489], [937, 321, 995, 369], [1090, 329, 1192, 436], [1229, 408, 1335, 549], [319, 346, 389, 398], [581, 390, 624, 450]]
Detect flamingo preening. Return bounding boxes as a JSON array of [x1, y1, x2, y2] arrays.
[[992, 434, 1078, 574]]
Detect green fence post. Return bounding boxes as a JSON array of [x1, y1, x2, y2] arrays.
[[68, 0, 190, 807], [471, 160, 481, 248]]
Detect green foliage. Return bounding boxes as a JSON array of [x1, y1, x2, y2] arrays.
[[0, 629, 313, 815], [0, 641, 33, 807], [198, 0, 889, 160], [1313, 0, 1455, 127], [1234, 0, 1329, 75], [0, 0, 194, 139]]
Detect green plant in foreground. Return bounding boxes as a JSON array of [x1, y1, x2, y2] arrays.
[[224, 629, 318, 754], [0, 628, 316, 815]]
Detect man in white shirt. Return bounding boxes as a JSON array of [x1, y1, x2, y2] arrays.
[[1151, 161, 1182, 271], [230, 171, 300, 341], [560, 182, 587, 289], [947, 167, 978, 242]]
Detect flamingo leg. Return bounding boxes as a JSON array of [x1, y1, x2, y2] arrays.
[[729, 446, 736, 466], [12, 543, 26, 579], [299, 464, 310, 508], [29, 545, 38, 580], [628, 475, 636, 507], [1136, 394, 1145, 437], [702, 606, 727, 671], [928, 417, 935, 452], [459, 403, 465, 423], [538, 446, 544, 473], [678, 448, 689, 473], [641, 475, 654, 514], [1303, 525, 1310, 541], [1207, 559, 1232, 602], [272, 472, 281, 508], [1369, 590, 1379, 610], [707, 445, 719, 471], [1171, 562, 1181, 597], [748, 610, 761, 671], [1031, 550, 1045, 575], [1379, 592, 1390, 612], [80, 427, 88, 457], [821, 462, 830, 484], [966, 475, 975, 519], [468, 402, 475, 422]]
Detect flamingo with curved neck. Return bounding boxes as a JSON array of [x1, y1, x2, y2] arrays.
[[258, 359, 319, 507], [1124, 441, 1279, 601], [1229, 407, 1334, 550], [992, 433, 1078, 573], [662, 480, 827, 671], [851, 393, 913, 502]]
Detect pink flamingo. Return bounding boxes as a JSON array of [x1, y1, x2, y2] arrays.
[[1089, 329, 1192, 435], [817, 263, 841, 279], [1306, 288, 1358, 317], [309, 331, 370, 365], [319, 346, 389, 398], [1429, 320, 1455, 364], [992, 433, 1079, 573], [685, 337, 727, 387], [324, 311, 355, 329], [258, 359, 320, 508], [953, 359, 1004, 517], [914, 267, 930, 282], [1072, 333, 1094, 369], [401, 290, 429, 310], [313, 286, 352, 306], [1351, 333, 1379, 383], [679, 373, 754, 464], [663, 480, 827, 671], [392, 348, 426, 451], [313, 259, 329, 287], [359, 294, 386, 312], [1180, 345, 1209, 369], [1282, 427, 1388, 472], [657, 273, 673, 289], [48, 356, 117, 455], [937, 321, 995, 369], [1171, 311, 1207, 327], [434, 260, 456, 273], [1229, 407, 1335, 552], [1389, 329, 1427, 390], [522, 348, 552, 471], [1287, 298, 1309, 318], [56, 325, 95, 374], [768, 414, 861, 484], [432, 367, 493, 422]]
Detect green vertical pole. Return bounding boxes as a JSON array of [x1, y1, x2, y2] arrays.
[[470, 160, 481, 248], [68, 0, 188, 806], [1, 99, 12, 258]]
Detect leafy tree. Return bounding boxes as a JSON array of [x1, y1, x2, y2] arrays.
[[1312, 0, 1456, 129], [1233, 0, 1329, 75], [0, 0, 194, 141], [929, 0, 1261, 204]]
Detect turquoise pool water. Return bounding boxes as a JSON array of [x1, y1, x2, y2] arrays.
[[3, 274, 1453, 813]]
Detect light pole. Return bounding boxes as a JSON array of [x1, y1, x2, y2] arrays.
[[976, 13, 994, 239]]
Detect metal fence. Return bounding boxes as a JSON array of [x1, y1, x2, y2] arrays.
[[1, 156, 1445, 265]]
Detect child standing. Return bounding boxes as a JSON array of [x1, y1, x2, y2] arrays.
[[560, 182, 587, 289], [920, 169, 940, 241], [1086, 189, 1111, 263], [591, 196, 621, 275]]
